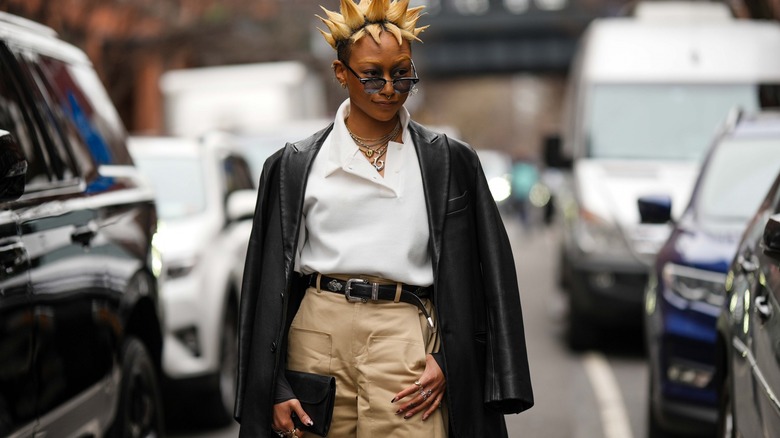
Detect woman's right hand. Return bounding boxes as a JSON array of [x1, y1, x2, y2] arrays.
[[272, 399, 313, 437]]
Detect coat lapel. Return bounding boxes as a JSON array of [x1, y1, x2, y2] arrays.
[[409, 121, 449, 275], [279, 124, 333, 275]]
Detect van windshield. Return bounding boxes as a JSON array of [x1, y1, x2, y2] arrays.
[[587, 84, 759, 160]]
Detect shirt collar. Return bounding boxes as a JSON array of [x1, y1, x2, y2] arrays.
[[325, 98, 411, 177]]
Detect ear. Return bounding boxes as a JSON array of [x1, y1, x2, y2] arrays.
[[333, 60, 348, 87]]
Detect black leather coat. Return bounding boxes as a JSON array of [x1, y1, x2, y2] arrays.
[[235, 121, 533, 437]]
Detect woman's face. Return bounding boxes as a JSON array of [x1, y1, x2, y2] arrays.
[[335, 30, 414, 125]]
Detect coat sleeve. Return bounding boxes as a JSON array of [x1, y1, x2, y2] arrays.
[[234, 151, 280, 423], [473, 160, 534, 414]]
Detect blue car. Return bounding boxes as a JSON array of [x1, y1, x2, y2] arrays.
[[642, 110, 780, 436]]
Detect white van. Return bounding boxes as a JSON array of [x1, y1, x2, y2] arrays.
[[547, 1, 780, 349]]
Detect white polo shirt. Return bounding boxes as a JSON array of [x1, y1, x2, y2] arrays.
[[295, 99, 433, 287]]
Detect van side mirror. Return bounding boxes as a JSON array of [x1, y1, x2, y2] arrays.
[[638, 195, 672, 224], [543, 134, 571, 169], [759, 84, 780, 109], [0, 131, 27, 202], [763, 213, 780, 258]]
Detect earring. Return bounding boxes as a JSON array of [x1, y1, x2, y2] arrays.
[[340, 82, 347, 89]]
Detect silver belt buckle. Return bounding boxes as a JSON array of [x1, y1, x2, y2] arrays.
[[345, 278, 368, 303]]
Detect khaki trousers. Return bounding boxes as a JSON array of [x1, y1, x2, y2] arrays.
[[287, 282, 447, 438]]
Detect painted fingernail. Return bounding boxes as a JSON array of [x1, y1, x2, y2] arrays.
[[404, 413, 412, 419], [391, 397, 397, 403], [306, 419, 314, 426], [395, 409, 403, 415]]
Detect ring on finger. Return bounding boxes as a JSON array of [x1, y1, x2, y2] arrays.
[[414, 380, 423, 389]]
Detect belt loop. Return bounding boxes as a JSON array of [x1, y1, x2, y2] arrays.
[[394, 283, 402, 303], [316, 273, 322, 293]]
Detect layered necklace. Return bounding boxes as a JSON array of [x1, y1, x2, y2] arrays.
[[346, 120, 401, 172]]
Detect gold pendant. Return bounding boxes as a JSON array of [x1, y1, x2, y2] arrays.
[[365, 149, 374, 158]]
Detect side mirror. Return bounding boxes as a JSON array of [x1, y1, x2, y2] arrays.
[[638, 195, 672, 224], [0, 131, 27, 202], [226, 189, 257, 222], [543, 134, 571, 169], [763, 213, 780, 257]]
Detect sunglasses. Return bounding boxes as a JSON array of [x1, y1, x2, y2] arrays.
[[344, 60, 419, 95]]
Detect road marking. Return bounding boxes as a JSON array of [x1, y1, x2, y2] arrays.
[[583, 351, 634, 438]]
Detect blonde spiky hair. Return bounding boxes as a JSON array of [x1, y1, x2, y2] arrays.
[[317, 0, 428, 51]]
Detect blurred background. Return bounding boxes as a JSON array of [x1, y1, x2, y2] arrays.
[[0, 0, 655, 154], [4, 1, 780, 437], [0, 0, 773, 156]]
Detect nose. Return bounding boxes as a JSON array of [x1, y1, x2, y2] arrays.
[[380, 79, 395, 98]]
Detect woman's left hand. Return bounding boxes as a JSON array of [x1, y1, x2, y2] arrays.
[[391, 353, 446, 421]]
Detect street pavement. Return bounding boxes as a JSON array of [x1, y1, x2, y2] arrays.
[[170, 217, 649, 438]]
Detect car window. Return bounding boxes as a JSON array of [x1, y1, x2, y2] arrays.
[[29, 55, 99, 182], [0, 43, 51, 190], [132, 155, 207, 220], [697, 137, 780, 221], [222, 154, 255, 196], [64, 61, 132, 165], [14, 52, 78, 183]]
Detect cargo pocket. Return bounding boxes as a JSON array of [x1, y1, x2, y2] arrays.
[[287, 327, 332, 375], [365, 336, 425, 420]]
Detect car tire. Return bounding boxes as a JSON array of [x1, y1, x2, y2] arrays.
[[717, 375, 735, 438], [203, 299, 239, 426], [108, 337, 164, 438], [567, 298, 599, 351]]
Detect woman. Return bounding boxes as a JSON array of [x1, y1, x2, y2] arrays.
[[235, 1, 534, 437]]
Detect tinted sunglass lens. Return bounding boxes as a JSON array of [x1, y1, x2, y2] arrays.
[[364, 79, 385, 93], [394, 80, 414, 93]]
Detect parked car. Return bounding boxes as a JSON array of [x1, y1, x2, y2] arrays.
[[0, 12, 165, 437], [642, 110, 780, 436], [128, 132, 256, 426], [544, 0, 780, 349], [716, 154, 780, 436], [232, 118, 332, 182]]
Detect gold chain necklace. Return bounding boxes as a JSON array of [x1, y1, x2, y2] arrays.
[[346, 120, 400, 171], [348, 120, 400, 147]]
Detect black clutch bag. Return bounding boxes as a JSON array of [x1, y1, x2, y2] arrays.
[[286, 370, 336, 437]]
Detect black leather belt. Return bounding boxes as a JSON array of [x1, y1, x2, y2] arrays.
[[306, 273, 435, 331]]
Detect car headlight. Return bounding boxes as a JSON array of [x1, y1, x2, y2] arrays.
[[150, 231, 164, 279], [487, 175, 512, 203], [574, 208, 631, 257], [661, 263, 726, 307]]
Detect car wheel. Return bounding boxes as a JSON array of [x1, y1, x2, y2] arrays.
[[646, 373, 686, 438], [108, 337, 164, 438], [203, 299, 238, 426], [567, 298, 599, 351], [717, 375, 735, 438]]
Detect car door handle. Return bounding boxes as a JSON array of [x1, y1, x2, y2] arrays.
[[71, 222, 98, 246], [738, 254, 759, 273], [755, 291, 773, 321], [0, 241, 27, 275]]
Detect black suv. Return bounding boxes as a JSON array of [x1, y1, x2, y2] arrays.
[[0, 12, 165, 437]]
